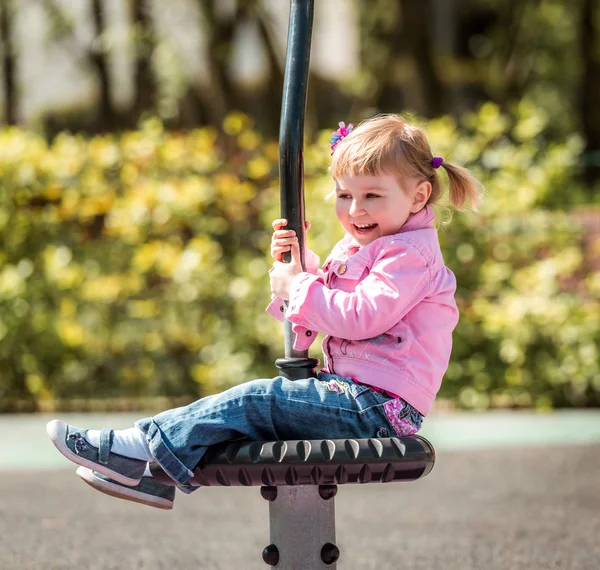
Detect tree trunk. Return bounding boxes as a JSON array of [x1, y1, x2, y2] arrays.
[[252, 4, 284, 136], [90, 0, 114, 130], [0, 0, 17, 125], [581, 0, 600, 187], [195, 0, 245, 127], [396, 0, 444, 116], [132, 0, 157, 121], [358, 0, 444, 117]]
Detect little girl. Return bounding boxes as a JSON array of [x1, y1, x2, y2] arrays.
[[47, 114, 482, 510]]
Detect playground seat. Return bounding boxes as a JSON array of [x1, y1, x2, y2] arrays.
[[150, 435, 434, 568]]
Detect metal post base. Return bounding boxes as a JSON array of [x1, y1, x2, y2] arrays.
[[261, 485, 339, 568]]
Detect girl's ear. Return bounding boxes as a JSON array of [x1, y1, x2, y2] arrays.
[[410, 181, 432, 213]]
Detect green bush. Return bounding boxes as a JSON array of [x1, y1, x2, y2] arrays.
[[0, 105, 598, 412], [426, 102, 600, 409]]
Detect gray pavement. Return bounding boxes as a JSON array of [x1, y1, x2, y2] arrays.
[[1, 413, 599, 569]]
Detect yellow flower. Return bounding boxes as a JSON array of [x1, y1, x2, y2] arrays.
[[247, 156, 271, 180], [81, 275, 123, 302], [223, 112, 251, 136], [56, 320, 85, 347], [238, 130, 261, 151], [127, 300, 160, 319]]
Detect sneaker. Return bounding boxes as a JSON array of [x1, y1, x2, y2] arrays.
[[76, 467, 175, 510], [46, 420, 146, 486]]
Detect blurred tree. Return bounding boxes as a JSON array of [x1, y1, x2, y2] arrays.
[[131, 0, 158, 122], [90, 0, 116, 129], [356, 0, 464, 116], [581, 0, 600, 187], [0, 0, 594, 171], [461, 0, 583, 135], [248, 1, 285, 134], [40, 0, 119, 133], [195, 0, 241, 126], [193, 0, 284, 135], [380, 0, 444, 116], [484, 0, 541, 104], [0, 0, 17, 125]]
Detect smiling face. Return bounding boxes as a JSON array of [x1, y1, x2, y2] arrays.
[[334, 173, 431, 246]]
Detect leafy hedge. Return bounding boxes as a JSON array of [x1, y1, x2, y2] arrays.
[[0, 105, 598, 412]]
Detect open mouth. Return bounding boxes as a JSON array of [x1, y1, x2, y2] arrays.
[[353, 223, 378, 235]]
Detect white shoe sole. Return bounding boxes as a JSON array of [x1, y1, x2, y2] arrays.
[[46, 420, 141, 487], [76, 467, 174, 510]]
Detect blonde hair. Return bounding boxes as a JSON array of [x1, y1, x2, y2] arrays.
[[330, 114, 482, 211]]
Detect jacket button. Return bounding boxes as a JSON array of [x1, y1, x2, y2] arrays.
[[280, 306, 284, 312], [338, 264, 347, 275], [306, 331, 312, 337]]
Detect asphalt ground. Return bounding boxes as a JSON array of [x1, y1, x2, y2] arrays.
[[1, 441, 599, 569]]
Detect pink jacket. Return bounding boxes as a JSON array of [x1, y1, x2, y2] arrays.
[[266, 206, 459, 415]]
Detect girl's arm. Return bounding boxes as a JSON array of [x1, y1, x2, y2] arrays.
[[285, 241, 435, 339], [265, 247, 322, 322]]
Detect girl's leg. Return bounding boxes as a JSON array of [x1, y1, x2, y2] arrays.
[[136, 373, 396, 491]]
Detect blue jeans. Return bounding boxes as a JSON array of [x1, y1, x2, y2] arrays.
[[135, 372, 398, 492]]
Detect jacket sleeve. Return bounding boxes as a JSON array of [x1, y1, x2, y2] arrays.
[[285, 242, 431, 340], [265, 247, 322, 322]]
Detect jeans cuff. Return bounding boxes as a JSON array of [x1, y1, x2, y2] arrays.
[[135, 418, 195, 488]]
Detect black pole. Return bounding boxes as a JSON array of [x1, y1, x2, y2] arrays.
[[275, 0, 319, 380]]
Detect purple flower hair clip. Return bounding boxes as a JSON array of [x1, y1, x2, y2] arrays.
[[432, 156, 444, 169], [329, 121, 354, 155]]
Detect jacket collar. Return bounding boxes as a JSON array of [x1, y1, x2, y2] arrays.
[[399, 205, 436, 233]]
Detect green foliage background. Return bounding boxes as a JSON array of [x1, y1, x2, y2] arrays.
[[0, 106, 598, 412]]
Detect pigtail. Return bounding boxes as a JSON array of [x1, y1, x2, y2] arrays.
[[440, 161, 483, 211]]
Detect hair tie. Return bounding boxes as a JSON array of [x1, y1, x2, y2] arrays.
[[432, 156, 444, 169], [329, 121, 354, 154]]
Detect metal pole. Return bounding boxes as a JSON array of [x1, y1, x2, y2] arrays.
[[264, 2, 339, 567], [275, 0, 319, 380]]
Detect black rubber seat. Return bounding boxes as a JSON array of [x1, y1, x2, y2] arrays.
[[150, 436, 435, 487]]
